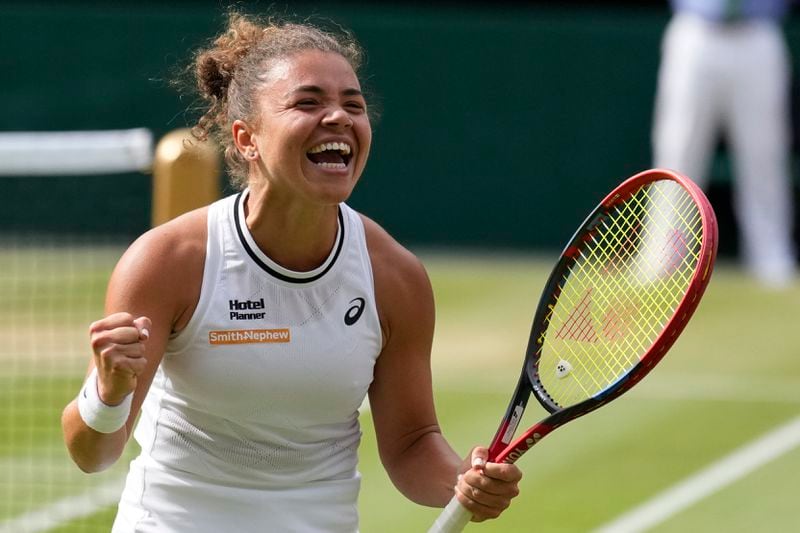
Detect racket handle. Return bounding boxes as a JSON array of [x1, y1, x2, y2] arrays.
[[427, 495, 472, 533]]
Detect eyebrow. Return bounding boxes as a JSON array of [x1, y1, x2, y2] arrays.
[[288, 85, 363, 97]]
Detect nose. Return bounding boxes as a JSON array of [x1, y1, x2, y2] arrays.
[[321, 106, 353, 129]]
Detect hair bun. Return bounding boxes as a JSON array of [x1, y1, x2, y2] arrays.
[[196, 54, 231, 102], [183, 10, 366, 188], [194, 15, 264, 102]]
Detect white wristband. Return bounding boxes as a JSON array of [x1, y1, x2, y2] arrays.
[[77, 367, 132, 433]]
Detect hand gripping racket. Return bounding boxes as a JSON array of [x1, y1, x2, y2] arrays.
[[429, 169, 718, 532]]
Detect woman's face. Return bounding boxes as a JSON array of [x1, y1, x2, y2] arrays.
[[248, 49, 372, 205]]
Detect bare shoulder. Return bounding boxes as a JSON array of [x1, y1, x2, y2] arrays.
[[108, 207, 209, 331], [360, 214, 431, 294], [131, 207, 207, 260], [359, 214, 434, 339]]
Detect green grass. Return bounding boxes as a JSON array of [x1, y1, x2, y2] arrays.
[[0, 375, 82, 456], [2, 249, 799, 532], [0, 245, 118, 321], [46, 507, 119, 533]]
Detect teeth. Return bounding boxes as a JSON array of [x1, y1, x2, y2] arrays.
[[308, 142, 352, 155], [316, 162, 347, 169]]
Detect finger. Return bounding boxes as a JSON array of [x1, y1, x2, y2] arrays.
[[132, 316, 152, 340], [89, 312, 136, 333], [470, 447, 488, 471], [100, 360, 146, 381], [91, 325, 146, 353], [462, 486, 511, 514], [98, 341, 147, 361], [453, 484, 507, 522], [482, 462, 524, 483], [460, 467, 520, 498]]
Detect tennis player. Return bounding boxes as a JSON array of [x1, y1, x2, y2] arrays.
[[61, 11, 521, 532]]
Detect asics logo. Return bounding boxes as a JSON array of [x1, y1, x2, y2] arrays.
[[344, 297, 366, 326]]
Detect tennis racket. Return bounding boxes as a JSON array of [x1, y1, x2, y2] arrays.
[[428, 168, 718, 532]]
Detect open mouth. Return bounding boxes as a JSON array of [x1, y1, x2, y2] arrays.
[[306, 142, 353, 170]]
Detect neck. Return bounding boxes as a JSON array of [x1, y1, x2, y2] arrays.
[[243, 184, 341, 272]]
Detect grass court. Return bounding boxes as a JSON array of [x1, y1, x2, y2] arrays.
[[1, 246, 798, 532]]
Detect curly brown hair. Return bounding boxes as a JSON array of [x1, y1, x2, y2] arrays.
[[187, 10, 366, 188]]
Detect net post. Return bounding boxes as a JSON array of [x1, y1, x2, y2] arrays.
[[151, 128, 221, 227]]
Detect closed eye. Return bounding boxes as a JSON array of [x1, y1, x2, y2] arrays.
[[345, 102, 366, 112]]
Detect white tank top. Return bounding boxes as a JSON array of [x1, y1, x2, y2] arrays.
[[112, 190, 382, 532]]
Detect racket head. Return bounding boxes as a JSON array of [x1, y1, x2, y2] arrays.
[[430, 170, 717, 532], [495, 169, 716, 462]]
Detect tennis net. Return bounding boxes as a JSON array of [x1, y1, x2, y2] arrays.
[[0, 129, 153, 532]]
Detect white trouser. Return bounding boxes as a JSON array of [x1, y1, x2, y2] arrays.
[[652, 12, 796, 285]]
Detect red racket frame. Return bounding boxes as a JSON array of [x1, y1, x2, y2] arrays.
[[486, 169, 718, 464]]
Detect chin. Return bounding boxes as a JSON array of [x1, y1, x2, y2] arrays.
[[305, 171, 360, 203], [323, 187, 356, 205]]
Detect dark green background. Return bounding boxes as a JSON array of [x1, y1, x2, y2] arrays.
[[1, 1, 796, 254]]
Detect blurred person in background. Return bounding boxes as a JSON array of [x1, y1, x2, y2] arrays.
[[652, 0, 797, 288]]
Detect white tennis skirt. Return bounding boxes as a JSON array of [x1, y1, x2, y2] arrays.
[[111, 455, 361, 532]]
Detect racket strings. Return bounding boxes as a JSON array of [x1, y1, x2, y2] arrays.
[[539, 180, 704, 408]]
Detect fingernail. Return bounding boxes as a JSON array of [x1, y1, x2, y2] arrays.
[[140, 328, 150, 340], [472, 457, 486, 468]]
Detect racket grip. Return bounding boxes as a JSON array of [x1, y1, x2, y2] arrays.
[[427, 495, 472, 533]]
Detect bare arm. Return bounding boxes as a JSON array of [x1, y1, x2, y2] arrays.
[[366, 228, 459, 505], [61, 210, 206, 472], [363, 217, 521, 520]]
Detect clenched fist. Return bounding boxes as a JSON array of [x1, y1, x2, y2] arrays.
[[89, 313, 152, 405]]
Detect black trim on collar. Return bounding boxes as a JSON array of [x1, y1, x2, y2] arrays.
[[233, 192, 345, 284]]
